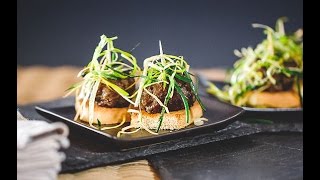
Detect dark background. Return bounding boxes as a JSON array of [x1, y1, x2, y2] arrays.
[[17, 0, 303, 68]]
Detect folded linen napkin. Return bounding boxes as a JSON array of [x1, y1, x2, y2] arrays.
[[17, 111, 69, 180]]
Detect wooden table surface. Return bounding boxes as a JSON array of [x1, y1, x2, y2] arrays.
[[17, 66, 225, 180]]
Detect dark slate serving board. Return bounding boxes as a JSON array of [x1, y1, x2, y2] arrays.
[[17, 97, 303, 174], [148, 132, 303, 180]]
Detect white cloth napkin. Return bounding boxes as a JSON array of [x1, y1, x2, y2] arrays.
[[17, 111, 70, 180]]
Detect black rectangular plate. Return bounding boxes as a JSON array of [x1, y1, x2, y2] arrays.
[[35, 96, 244, 149]]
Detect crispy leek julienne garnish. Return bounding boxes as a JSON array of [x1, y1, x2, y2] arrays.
[[207, 17, 303, 107], [126, 41, 206, 134], [64, 35, 140, 129]]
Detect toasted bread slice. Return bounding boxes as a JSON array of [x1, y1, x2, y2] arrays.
[[247, 90, 301, 108], [130, 101, 203, 130], [75, 97, 130, 125]]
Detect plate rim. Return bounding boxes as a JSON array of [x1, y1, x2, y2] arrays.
[[242, 106, 303, 112]]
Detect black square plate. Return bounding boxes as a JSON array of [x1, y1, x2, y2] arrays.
[[35, 96, 244, 149]]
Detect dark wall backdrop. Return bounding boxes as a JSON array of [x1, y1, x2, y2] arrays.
[[17, 0, 302, 68]]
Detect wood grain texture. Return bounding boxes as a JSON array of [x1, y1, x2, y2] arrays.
[[17, 66, 225, 180], [59, 160, 159, 180], [192, 68, 227, 81], [17, 66, 81, 105]]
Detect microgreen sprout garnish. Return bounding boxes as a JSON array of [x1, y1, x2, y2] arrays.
[[64, 35, 140, 129], [97, 119, 101, 130], [132, 41, 206, 133], [207, 17, 303, 107]]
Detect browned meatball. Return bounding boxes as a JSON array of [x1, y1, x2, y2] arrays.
[[258, 62, 296, 92], [266, 73, 295, 92], [140, 80, 195, 114], [95, 78, 135, 108], [265, 60, 298, 92]]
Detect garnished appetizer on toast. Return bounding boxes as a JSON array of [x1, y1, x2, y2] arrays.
[[118, 41, 206, 136], [65, 35, 140, 129], [207, 18, 303, 108]]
